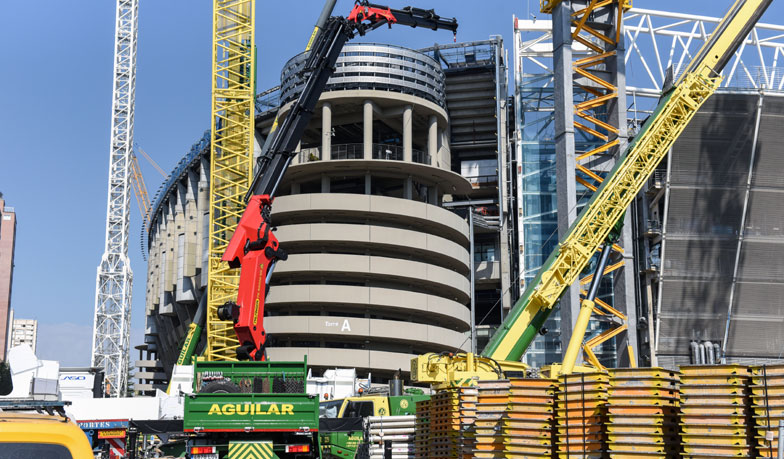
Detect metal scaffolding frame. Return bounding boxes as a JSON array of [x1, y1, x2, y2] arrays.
[[204, 0, 256, 361], [91, 0, 139, 398]]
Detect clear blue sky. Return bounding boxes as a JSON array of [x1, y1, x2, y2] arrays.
[[1, 0, 782, 367]]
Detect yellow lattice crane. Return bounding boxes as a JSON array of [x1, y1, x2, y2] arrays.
[[203, 0, 257, 361]]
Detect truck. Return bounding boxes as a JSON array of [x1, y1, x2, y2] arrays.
[[318, 377, 427, 459], [183, 3, 458, 458]]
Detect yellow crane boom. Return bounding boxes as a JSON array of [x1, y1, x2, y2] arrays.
[[413, 0, 772, 385], [205, 0, 256, 361]]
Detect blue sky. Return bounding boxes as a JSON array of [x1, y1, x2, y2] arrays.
[[1, 0, 782, 367]]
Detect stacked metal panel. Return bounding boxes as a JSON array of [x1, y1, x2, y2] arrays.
[[750, 364, 784, 457], [679, 364, 752, 458], [472, 380, 511, 458], [368, 415, 417, 459], [556, 372, 609, 459], [458, 386, 479, 459], [415, 399, 430, 459], [429, 389, 462, 457], [606, 368, 680, 458], [503, 377, 557, 458]]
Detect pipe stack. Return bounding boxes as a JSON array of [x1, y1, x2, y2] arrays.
[[367, 415, 416, 459]]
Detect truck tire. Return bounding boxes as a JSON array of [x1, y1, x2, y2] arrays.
[[356, 443, 370, 459], [201, 381, 241, 393]]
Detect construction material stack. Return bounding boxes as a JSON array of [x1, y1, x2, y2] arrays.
[[606, 368, 680, 458], [367, 415, 417, 459], [503, 378, 556, 458], [679, 365, 752, 458], [472, 380, 510, 458], [556, 372, 609, 459], [429, 389, 461, 458], [414, 399, 430, 459], [458, 386, 478, 459], [750, 364, 784, 457]]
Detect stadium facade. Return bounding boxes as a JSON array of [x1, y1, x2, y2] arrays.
[[136, 39, 514, 390]]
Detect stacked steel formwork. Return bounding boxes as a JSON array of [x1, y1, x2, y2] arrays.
[[750, 364, 784, 457], [413, 365, 784, 458], [504, 378, 557, 458], [473, 380, 510, 458], [429, 389, 462, 457], [414, 399, 430, 459], [679, 365, 753, 458], [556, 372, 609, 459], [607, 368, 680, 458], [459, 386, 479, 459]]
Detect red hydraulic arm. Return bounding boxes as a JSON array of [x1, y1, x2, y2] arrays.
[[220, 1, 458, 361]]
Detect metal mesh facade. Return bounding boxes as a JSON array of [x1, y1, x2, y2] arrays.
[[657, 92, 784, 363]]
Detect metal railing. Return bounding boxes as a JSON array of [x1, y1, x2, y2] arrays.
[[296, 143, 429, 164], [464, 174, 498, 187]]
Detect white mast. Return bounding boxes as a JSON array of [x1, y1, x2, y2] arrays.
[[91, 0, 139, 398]]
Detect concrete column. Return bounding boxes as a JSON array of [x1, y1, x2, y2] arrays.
[[364, 100, 373, 160], [428, 186, 438, 205], [428, 115, 438, 167], [403, 105, 412, 162], [365, 172, 371, 195], [322, 102, 332, 161], [608, 9, 638, 368], [552, 0, 581, 364], [291, 182, 300, 194], [404, 176, 413, 200]]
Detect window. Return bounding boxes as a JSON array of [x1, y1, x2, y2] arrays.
[[0, 443, 73, 459], [343, 401, 374, 418], [320, 400, 342, 418]]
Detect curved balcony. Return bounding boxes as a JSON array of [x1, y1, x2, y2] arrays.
[[272, 194, 470, 246], [280, 43, 446, 108], [266, 284, 470, 330], [296, 143, 430, 165], [271, 253, 470, 304]]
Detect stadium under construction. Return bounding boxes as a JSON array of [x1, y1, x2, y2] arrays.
[[5, 1, 784, 458]]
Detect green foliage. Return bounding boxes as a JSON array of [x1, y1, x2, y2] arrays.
[[0, 360, 13, 395]]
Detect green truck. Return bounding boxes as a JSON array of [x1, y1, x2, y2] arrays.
[[185, 360, 320, 458], [319, 391, 428, 459]]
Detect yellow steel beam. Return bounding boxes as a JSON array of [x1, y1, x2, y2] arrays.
[[129, 152, 151, 223], [486, 71, 720, 363], [205, 0, 255, 361], [577, 139, 618, 161]]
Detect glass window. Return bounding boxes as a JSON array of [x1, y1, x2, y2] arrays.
[[344, 401, 374, 418], [319, 400, 343, 418], [0, 443, 73, 459]]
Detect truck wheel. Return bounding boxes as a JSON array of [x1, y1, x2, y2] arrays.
[[356, 443, 370, 459], [201, 381, 241, 393]]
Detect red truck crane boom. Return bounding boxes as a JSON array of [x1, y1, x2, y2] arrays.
[[219, 2, 458, 361]]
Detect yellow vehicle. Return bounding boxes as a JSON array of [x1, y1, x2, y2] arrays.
[[0, 412, 93, 459]]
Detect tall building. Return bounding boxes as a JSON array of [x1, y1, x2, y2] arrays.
[[0, 194, 17, 360], [139, 39, 515, 384], [9, 316, 38, 354]]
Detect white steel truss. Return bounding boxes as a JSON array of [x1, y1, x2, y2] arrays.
[[92, 0, 138, 398], [514, 8, 784, 115]]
